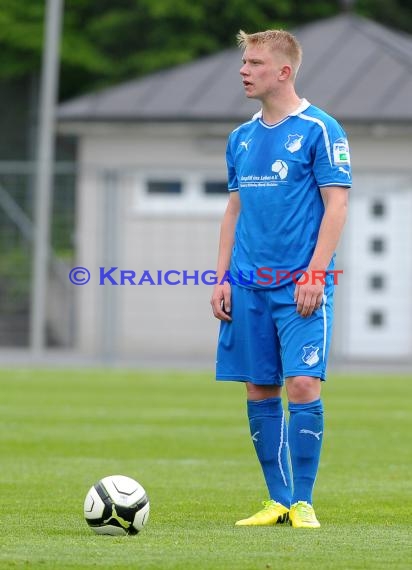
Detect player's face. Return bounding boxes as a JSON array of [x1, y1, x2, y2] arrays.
[[240, 45, 284, 101]]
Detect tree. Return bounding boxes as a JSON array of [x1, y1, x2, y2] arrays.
[[0, 0, 411, 101]]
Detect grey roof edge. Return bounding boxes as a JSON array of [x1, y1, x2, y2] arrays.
[[348, 13, 412, 70], [57, 116, 412, 126], [57, 47, 239, 119], [57, 115, 251, 124], [57, 13, 412, 124]]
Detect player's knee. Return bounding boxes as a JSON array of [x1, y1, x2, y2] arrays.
[[286, 375, 321, 403], [246, 382, 281, 400]]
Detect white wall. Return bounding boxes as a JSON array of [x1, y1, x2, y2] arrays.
[[72, 122, 412, 362], [73, 122, 230, 361], [334, 127, 412, 361]]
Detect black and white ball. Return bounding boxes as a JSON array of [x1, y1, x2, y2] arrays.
[[84, 475, 149, 536]]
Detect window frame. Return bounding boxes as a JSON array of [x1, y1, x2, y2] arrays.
[[133, 169, 229, 215]]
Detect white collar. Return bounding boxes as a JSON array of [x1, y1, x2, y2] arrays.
[[252, 98, 310, 120], [288, 98, 310, 115]]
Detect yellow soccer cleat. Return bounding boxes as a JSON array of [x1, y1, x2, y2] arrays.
[[235, 500, 289, 526], [289, 501, 321, 528]]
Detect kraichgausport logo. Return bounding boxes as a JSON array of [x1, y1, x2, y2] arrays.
[[68, 267, 343, 287]]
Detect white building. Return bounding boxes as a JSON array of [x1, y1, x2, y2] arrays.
[[58, 14, 412, 364]]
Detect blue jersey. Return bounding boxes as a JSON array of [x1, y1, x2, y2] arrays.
[[226, 99, 351, 289]]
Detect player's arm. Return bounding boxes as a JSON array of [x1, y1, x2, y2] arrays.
[[211, 191, 240, 321], [294, 186, 348, 317]]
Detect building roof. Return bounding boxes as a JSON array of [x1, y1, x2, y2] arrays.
[[58, 14, 412, 124]]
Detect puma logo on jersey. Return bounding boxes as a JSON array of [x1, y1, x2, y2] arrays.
[[339, 166, 351, 178], [299, 429, 323, 440], [239, 139, 252, 151]]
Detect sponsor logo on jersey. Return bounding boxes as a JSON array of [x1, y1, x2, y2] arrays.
[[285, 134, 303, 153], [333, 138, 350, 165], [302, 345, 320, 366], [271, 159, 288, 180]]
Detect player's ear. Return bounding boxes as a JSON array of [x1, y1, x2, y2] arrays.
[[279, 65, 292, 81]]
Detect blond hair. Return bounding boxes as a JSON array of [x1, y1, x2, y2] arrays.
[[237, 29, 302, 79]]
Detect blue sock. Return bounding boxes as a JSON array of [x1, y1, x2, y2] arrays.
[[288, 399, 324, 505], [247, 397, 292, 507]]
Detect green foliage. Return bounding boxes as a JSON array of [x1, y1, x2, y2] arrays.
[[0, 370, 410, 569], [0, 0, 44, 76], [0, 247, 31, 313], [358, 0, 412, 34], [0, 0, 411, 100]]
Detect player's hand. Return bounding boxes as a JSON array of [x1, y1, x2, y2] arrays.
[[211, 282, 232, 321], [294, 271, 324, 317]]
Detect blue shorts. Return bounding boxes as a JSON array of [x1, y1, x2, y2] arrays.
[[216, 280, 334, 386]]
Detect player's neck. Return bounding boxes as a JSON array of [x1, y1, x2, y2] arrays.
[[261, 92, 302, 125]]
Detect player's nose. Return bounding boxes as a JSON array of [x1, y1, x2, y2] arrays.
[[240, 62, 249, 76]]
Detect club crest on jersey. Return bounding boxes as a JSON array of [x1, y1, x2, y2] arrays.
[[302, 345, 320, 366], [333, 138, 350, 165], [285, 134, 303, 153]]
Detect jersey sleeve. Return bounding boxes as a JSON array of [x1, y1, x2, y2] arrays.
[[312, 118, 352, 188], [226, 136, 239, 192]]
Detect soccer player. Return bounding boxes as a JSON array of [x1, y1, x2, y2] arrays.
[[211, 29, 351, 529]]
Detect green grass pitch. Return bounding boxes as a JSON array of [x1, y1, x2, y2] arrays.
[[0, 369, 410, 569]]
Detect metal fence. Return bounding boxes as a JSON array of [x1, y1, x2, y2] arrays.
[[0, 161, 75, 347], [1, 161, 412, 366]]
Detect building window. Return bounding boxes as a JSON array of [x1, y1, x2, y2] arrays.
[[371, 200, 386, 218], [146, 180, 182, 194], [369, 311, 384, 327], [134, 170, 228, 216], [370, 237, 385, 253], [369, 274, 385, 290], [203, 181, 228, 195]]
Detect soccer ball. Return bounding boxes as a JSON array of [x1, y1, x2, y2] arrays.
[[271, 159, 288, 180], [84, 475, 150, 536]]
